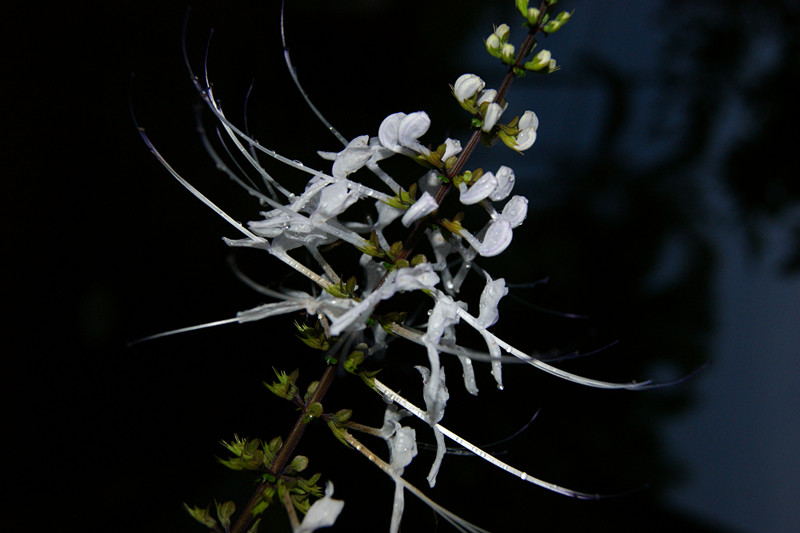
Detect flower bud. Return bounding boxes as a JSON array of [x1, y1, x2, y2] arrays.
[[453, 73, 485, 103], [494, 23, 511, 42], [401, 191, 438, 227], [501, 43, 516, 64], [485, 33, 502, 58], [524, 49, 552, 71], [482, 102, 504, 132]]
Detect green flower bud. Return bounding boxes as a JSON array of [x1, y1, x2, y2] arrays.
[[524, 49, 552, 71], [516, 0, 529, 17], [485, 33, 502, 58], [494, 23, 510, 42]]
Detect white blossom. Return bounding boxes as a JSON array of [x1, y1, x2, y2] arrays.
[[498, 195, 528, 228], [489, 165, 515, 201], [513, 110, 539, 151], [330, 135, 374, 179], [295, 482, 344, 533], [442, 138, 462, 161], [458, 172, 498, 205], [453, 74, 485, 102], [401, 191, 439, 227], [482, 102, 504, 132], [379, 111, 431, 155]]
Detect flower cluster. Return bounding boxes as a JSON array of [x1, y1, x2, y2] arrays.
[[137, 3, 675, 532]]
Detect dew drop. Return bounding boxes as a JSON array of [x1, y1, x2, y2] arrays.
[[292, 159, 304, 167], [520, 473, 528, 481], [445, 280, 454, 291]]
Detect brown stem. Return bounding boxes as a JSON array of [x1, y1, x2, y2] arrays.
[[230, 363, 338, 533]]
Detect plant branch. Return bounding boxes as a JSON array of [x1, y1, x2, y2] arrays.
[[230, 362, 338, 533]]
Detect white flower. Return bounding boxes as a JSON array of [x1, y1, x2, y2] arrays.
[[498, 195, 528, 228], [453, 74, 484, 102], [476, 274, 508, 328], [310, 181, 359, 223], [482, 102, 504, 132], [477, 220, 513, 257], [295, 482, 344, 533], [476, 89, 497, 107], [514, 110, 539, 151], [489, 165, 515, 201], [458, 172, 498, 205], [442, 138, 462, 161], [331, 135, 373, 179], [379, 111, 431, 155], [401, 191, 438, 227]]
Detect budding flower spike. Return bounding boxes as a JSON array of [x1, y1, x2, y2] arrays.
[[135, 4, 702, 532]]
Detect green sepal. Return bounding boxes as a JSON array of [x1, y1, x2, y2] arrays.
[[295, 321, 330, 351], [289, 455, 309, 474], [302, 402, 323, 424], [344, 350, 365, 374], [184, 504, 218, 529], [410, 254, 428, 266], [327, 419, 353, 448], [304, 381, 319, 403], [387, 241, 404, 261], [251, 485, 275, 517], [356, 230, 387, 258], [440, 216, 464, 235], [264, 368, 299, 401], [215, 500, 236, 530], [246, 518, 261, 533]]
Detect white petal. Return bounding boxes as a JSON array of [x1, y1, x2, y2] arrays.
[[378, 112, 407, 151], [519, 110, 539, 131], [482, 102, 503, 132], [401, 191, 438, 227], [311, 181, 358, 222], [514, 128, 537, 151], [514, 111, 539, 151], [395, 263, 440, 292], [442, 138, 462, 161], [477, 220, 513, 257], [458, 172, 498, 205], [389, 425, 418, 470], [331, 135, 373, 179], [295, 482, 344, 533], [398, 111, 431, 153], [453, 73, 484, 102], [489, 165, 515, 201], [499, 195, 528, 228], [476, 275, 508, 328], [476, 89, 497, 107]]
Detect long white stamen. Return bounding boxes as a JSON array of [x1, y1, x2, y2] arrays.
[[373, 379, 601, 500]]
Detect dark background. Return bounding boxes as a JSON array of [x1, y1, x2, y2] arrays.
[[6, 0, 799, 531]]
